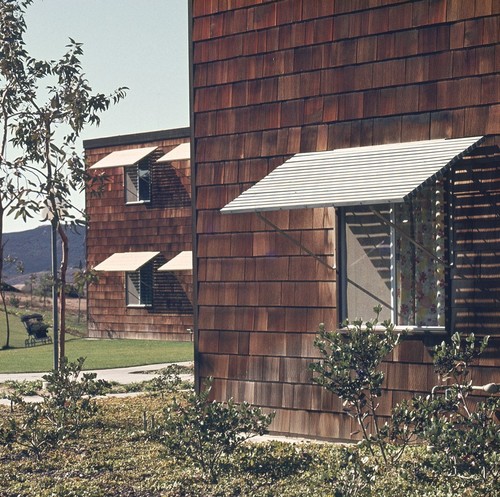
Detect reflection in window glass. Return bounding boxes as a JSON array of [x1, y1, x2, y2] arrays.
[[345, 207, 392, 321], [125, 160, 151, 203], [126, 263, 153, 306]]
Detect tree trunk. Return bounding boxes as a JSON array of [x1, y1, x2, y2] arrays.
[[77, 294, 81, 323], [0, 289, 11, 349], [58, 224, 69, 363], [0, 211, 11, 349]]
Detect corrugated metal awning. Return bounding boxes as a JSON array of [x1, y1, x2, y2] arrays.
[[94, 252, 160, 272], [221, 137, 484, 214], [156, 143, 190, 163], [89, 146, 158, 170], [158, 251, 193, 271]]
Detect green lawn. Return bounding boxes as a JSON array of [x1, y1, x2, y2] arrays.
[[0, 304, 193, 373], [0, 338, 194, 373]]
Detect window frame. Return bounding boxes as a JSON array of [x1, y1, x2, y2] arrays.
[[125, 263, 153, 308], [338, 183, 451, 332], [124, 159, 152, 205]]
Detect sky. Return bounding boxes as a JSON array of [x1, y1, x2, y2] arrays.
[[5, 0, 190, 233]]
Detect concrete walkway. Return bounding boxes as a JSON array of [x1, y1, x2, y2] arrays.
[[0, 362, 194, 407], [0, 362, 193, 385]]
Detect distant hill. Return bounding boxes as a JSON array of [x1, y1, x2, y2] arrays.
[[3, 225, 85, 285]]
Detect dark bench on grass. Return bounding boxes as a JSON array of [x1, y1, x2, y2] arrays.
[[20, 313, 52, 347]]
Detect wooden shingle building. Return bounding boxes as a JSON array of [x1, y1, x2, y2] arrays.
[[84, 128, 194, 341], [191, 0, 500, 440]]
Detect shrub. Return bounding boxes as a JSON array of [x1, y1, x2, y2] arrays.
[[40, 357, 109, 435], [236, 441, 313, 479], [400, 333, 500, 488], [1, 357, 109, 457], [310, 306, 404, 465], [310, 308, 500, 494], [145, 363, 186, 397], [3, 379, 43, 397], [156, 379, 275, 483], [9, 295, 20, 308]]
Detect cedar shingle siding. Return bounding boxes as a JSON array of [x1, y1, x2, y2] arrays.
[[85, 129, 194, 341], [192, 0, 500, 439]]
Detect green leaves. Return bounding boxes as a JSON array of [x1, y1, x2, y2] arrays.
[[312, 311, 499, 491], [312, 310, 400, 424], [156, 379, 275, 483], [1, 0, 127, 229], [1, 357, 109, 457], [433, 332, 489, 382], [311, 307, 406, 466]]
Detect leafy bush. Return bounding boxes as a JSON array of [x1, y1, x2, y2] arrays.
[[3, 379, 43, 396], [397, 333, 500, 488], [1, 393, 499, 496], [40, 357, 109, 434], [9, 295, 20, 308], [310, 306, 404, 465], [236, 441, 313, 478], [1, 357, 109, 457], [156, 379, 275, 483], [311, 313, 500, 495], [145, 363, 187, 397]]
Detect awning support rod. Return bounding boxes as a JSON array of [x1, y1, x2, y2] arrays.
[[256, 212, 336, 272]]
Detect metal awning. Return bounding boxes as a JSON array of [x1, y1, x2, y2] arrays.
[[158, 251, 193, 271], [94, 252, 160, 272], [156, 143, 190, 163], [221, 136, 484, 214], [89, 147, 158, 170]]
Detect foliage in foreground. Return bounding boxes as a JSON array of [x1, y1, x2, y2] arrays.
[[1, 392, 499, 497], [154, 378, 275, 483], [0, 333, 498, 496], [0, 357, 108, 457], [311, 308, 500, 496], [310, 306, 403, 466]]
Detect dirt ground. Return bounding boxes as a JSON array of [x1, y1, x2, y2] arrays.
[[5, 291, 86, 313]]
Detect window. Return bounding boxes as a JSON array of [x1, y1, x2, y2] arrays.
[[126, 263, 153, 307], [340, 180, 446, 328], [125, 160, 151, 203]]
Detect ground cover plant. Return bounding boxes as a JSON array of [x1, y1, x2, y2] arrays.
[[1, 352, 499, 497], [1, 395, 498, 496]]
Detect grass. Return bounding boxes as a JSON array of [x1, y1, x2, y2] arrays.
[[0, 339, 194, 373], [0, 298, 193, 373]]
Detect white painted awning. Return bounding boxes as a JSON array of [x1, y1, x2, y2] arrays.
[[158, 251, 193, 271], [221, 137, 484, 214], [94, 252, 160, 272], [156, 143, 190, 163], [89, 146, 158, 169]]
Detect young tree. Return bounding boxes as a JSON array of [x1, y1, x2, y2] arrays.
[[0, 0, 126, 364], [0, 253, 23, 349], [73, 266, 97, 324], [0, 0, 34, 349], [37, 272, 53, 307], [27, 272, 36, 306]]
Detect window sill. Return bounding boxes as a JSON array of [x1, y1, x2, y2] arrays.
[[337, 325, 447, 335], [400, 325, 447, 335], [126, 304, 153, 309], [125, 200, 151, 205]]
